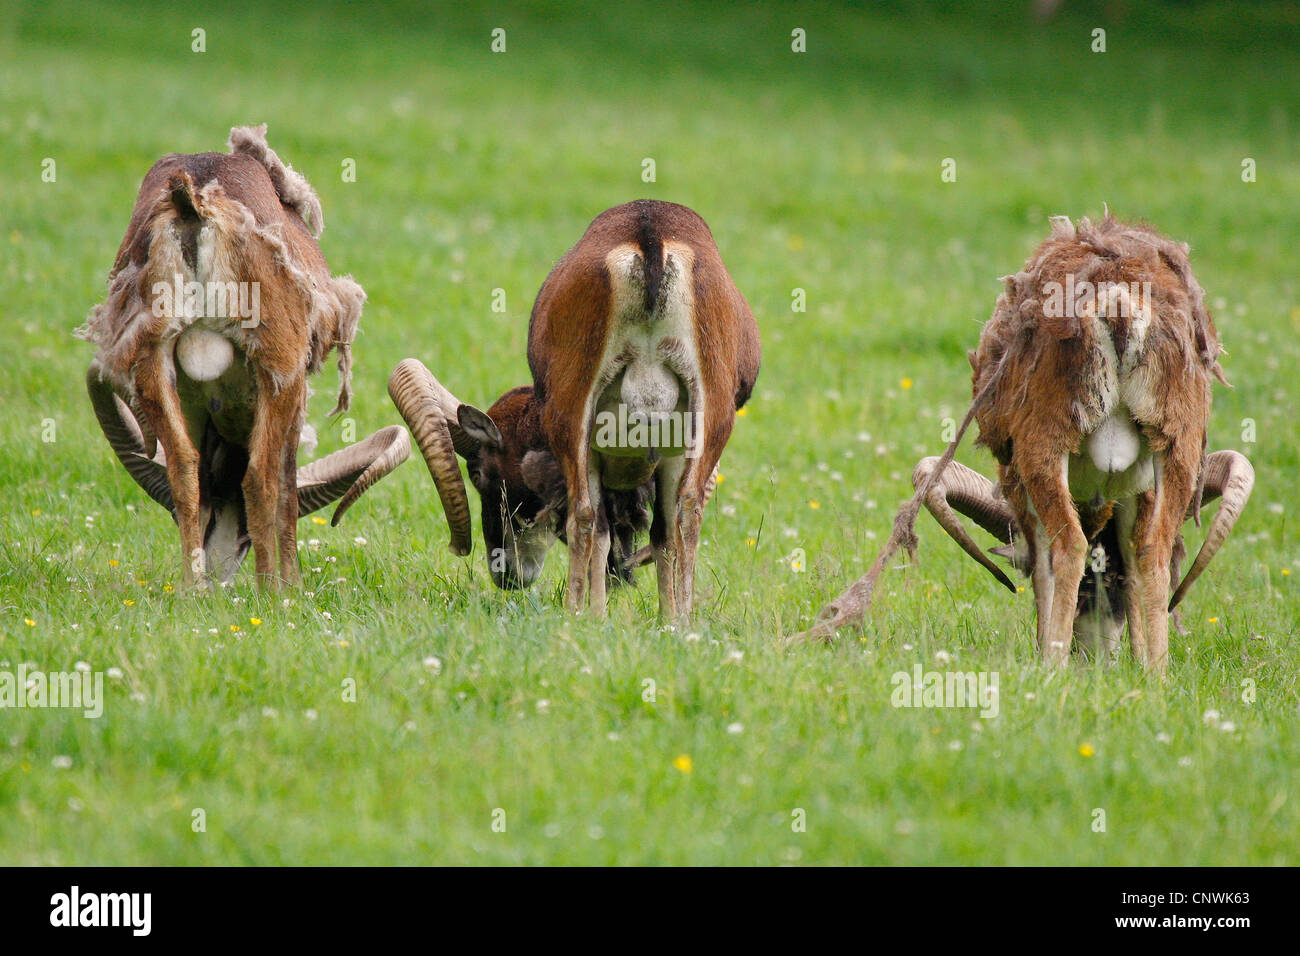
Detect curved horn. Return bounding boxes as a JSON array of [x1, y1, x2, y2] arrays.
[[294, 425, 411, 525], [86, 360, 174, 512], [1169, 450, 1254, 611], [388, 358, 475, 556], [912, 456, 1017, 592]]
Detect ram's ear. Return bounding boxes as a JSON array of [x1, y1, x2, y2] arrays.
[[456, 404, 503, 450], [520, 449, 564, 497]]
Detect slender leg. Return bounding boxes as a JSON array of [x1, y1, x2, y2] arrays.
[[277, 409, 302, 585], [134, 350, 205, 588], [244, 373, 303, 589], [586, 458, 610, 617], [652, 455, 686, 621], [562, 445, 596, 613], [1022, 455, 1086, 668], [1135, 453, 1195, 675], [1115, 496, 1147, 665]]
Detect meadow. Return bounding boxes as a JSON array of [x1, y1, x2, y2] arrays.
[[0, 0, 1296, 864]]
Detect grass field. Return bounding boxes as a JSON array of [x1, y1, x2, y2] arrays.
[[0, 0, 1296, 865]]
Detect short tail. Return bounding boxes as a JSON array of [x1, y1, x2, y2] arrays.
[[636, 202, 664, 314]]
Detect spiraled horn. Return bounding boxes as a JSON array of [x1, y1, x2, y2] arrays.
[[1169, 450, 1254, 611], [388, 358, 475, 556], [293, 425, 411, 525], [912, 456, 1017, 592], [86, 360, 174, 511]]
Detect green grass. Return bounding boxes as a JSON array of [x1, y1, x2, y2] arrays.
[[0, 0, 1296, 865]]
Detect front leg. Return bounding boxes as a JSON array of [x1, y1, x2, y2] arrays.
[[652, 455, 686, 621], [1135, 451, 1197, 675]]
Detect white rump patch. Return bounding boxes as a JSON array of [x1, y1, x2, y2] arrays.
[[175, 327, 235, 381], [1086, 411, 1141, 473]]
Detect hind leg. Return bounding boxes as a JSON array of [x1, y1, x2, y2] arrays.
[[134, 350, 205, 588]]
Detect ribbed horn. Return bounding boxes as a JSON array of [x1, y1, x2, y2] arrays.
[[1169, 450, 1254, 611], [912, 456, 1017, 592], [293, 425, 411, 525], [86, 360, 174, 512], [388, 358, 475, 556]]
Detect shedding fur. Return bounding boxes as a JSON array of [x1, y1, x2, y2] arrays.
[[77, 126, 372, 588], [788, 215, 1242, 672]]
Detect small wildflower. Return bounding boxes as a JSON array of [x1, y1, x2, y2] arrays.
[[726, 722, 744, 735], [1219, 721, 1237, 733], [74, 661, 91, 673], [353, 536, 367, 546], [715, 473, 725, 484], [250, 617, 262, 627], [162, 584, 174, 593], [107, 667, 123, 680], [746, 537, 756, 547], [1282, 568, 1290, 577], [123, 599, 135, 607], [423, 655, 443, 673], [808, 500, 821, 510], [312, 516, 327, 525], [51, 756, 73, 769], [535, 699, 550, 714], [1078, 743, 1096, 757], [673, 754, 693, 774], [1155, 732, 1171, 744], [735, 407, 748, 417], [109, 559, 120, 567], [1202, 708, 1221, 727], [304, 709, 318, 721], [229, 624, 241, 633], [23, 618, 35, 627], [901, 377, 913, 390], [1208, 616, 1219, 624], [261, 706, 278, 719]]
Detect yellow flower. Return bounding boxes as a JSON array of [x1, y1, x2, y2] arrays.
[[163, 584, 174, 593], [1017, 585, 1026, 593], [230, 624, 241, 633], [312, 516, 327, 525], [735, 407, 748, 418], [24, 618, 35, 627], [109, 559, 120, 567], [1208, 616, 1219, 624], [901, 377, 913, 390], [123, 599, 134, 607], [336, 639, 350, 648], [715, 473, 725, 484], [1282, 569, 1291, 577], [31, 509, 41, 516], [136, 579, 147, 586], [746, 537, 756, 547], [808, 500, 821, 510], [673, 754, 693, 774], [250, 617, 263, 626], [1078, 743, 1096, 758]]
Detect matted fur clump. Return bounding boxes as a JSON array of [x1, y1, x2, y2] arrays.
[[77, 124, 362, 415], [971, 213, 1225, 466]]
